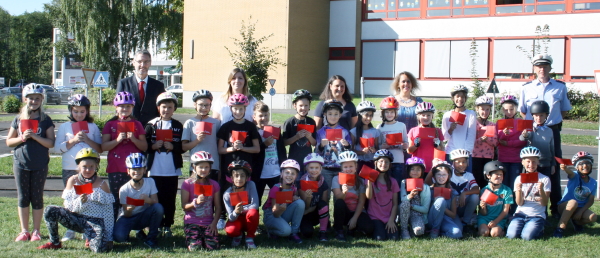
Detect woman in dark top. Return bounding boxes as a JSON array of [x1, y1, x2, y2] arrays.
[[314, 75, 358, 131]]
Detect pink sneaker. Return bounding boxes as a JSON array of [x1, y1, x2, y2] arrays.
[[15, 232, 30, 242], [30, 230, 42, 241]]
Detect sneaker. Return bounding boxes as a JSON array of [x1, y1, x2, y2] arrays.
[[61, 230, 76, 242], [217, 219, 226, 230], [231, 236, 243, 247], [401, 229, 411, 240], [335, 230, 346, 242], [37, 242, 62, 250], [571, 220, 585, 233], [552, 228, 564, 238], [136, 230, 147, 241], [245, 237, 256, 249], [144, 239, 159, 249], [15, 232, 30, 242], [289, 233, 302, 244], [163, 227, 173, 238], [188, 243, 199, 251], [430, 229, 440, 239], [414, 226, 424, 236], [30, 230, 42, 241], [318, 231, 328, 242]]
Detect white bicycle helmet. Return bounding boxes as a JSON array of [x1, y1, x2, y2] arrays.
[[415, 102, 436, 114], [192, 89, 213, 102], [190, 151, 214, 165], [520, 146, 541, 159], [475, 96, 493, 106], [125, 153, 147, 168], [338, 151, 358, 163], [22, 83, 44, 98], [450, 84, 469, 96], [156, 92, 178, 107], [304, 153, 324, 166], [449, 149, 470, 161], [357, 100, 376, 113], [281, 159, 301, 172]]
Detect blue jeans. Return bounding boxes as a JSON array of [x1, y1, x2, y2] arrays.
[[390, 163, 405, 187], [113, 203, 164, 242], [372, 219, 399, 241], [506, 214, 545, 241], [263, 199, 305, 236], [457, 193, 479, 224], [427, 197, 463, 239]]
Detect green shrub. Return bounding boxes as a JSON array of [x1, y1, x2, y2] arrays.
[[174, 93, 183, 108], [93, 114, 112, 131], [101, 88, 116, 105], [3, 95, 22, 113], [565, 88, 599, 122]]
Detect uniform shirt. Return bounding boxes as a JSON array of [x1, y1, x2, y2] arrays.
[[519, 79, 571, 126], [559, 171, 597, 207], [514, 173, 551, 219]]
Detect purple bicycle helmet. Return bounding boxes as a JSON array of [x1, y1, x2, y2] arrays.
[[114, 91, 135, 106], [406, 156, 426, 171], [228, 93, 249, 107], [500, 95, 518, 106]]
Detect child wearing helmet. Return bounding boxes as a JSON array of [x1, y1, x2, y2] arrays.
[[442, 85, 477, 174], [332, 151, 374, 241], [113, 153, 164, 249], [262, 160, 305, 243], [37, 148, 114, 253], [427, 159, 462, 239], [553, 151, 597, 237], [477, 161, 513, 238], [366, 150, 400, 241], [183, 89, 221, 177], [297, 153, 330, 241], [497, 95, 527, 201], [472, 96, 498, 188], [180, 151, 222, 251], [378, 96, 409, 187], [407, 101, 444, 173], [350, 101, 380, 171], [101, 91, 148, 220], [506, 146, 551, 241], [399, 156, 430, 240], [8, 83, 55, 242], [283, 90, 317, 173], [222, 160, 260, 249]]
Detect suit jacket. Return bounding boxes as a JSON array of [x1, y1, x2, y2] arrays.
[[116, 76, 165, 126]]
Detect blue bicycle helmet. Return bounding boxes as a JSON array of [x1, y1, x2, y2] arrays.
[[125, 153, 147, 168], [373, 149, 394, 163]]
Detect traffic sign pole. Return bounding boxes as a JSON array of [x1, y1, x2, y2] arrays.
[[486, 78, 499, 121], [268, 79, 276, 122]]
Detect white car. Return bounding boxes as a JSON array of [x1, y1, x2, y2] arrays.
[[166, 84, 183, 94]]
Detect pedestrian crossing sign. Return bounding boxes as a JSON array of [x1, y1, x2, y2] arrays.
[[93, 71, 110, 88]]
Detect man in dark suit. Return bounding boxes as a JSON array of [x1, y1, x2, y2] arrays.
[[116, 49, 165, 126]]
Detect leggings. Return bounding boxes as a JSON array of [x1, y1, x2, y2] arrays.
[[333, 199, 374, 235], [399, 194, 425, 236], [14, 165, 48, 209], [44, 205, 107, 253], [108, 172, 130, 221], [299, 200, 330, 237], [151, 176, 179, 228], [184, 224, 219, 250]]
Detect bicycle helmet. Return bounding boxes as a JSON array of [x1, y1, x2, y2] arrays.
[[114, 91, 136, 106], [406, 156, 426, 171], [373, 149, 394, 162], [483, 160, 505, 180], [357, 100, 377, 113], [572, 151, 594, 166], [338, 151, 358, 163], [323, 99, 344, 113], [68, 94, 91, 108], [432, 159, 454, 173], [380, 96, 400, 110], [415, 102, 436, 114], [192, 89, 213, 102], [303, 153, 324, 166], [500, 95, 519, 106], [530, 100, 550, 114], [520, 146, 541, 159], [22, 83, 44, 98], [156, 92, 178, 108], [75, 148, 100, 165], [449, 149, 470, 161], [450, 85, 469, 96], [475, 96, 493, 106], [125, 153, 147, 168], [227, 160, 252, 177], [281, 159, 301, 172], [292, 89, 312, 103], [190, 151, 214, 165], [228, 93, 250, 107]]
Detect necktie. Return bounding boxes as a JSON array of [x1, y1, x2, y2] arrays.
[[138, 81, 145, 103]]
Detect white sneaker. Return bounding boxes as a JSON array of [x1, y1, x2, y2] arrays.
[[217, 219, 226, 230], [61, 230, 76, 242]]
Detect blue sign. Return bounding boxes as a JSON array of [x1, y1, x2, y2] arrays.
[[269, 87, 276, 96], [93, 71, 109, 87]]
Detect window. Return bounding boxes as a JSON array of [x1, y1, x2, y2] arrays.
[[362, 43, 395, 77], [570, 37, 600, 76], [424, 41, 450, 77], [394, 41, 421, 76], [329, 47, 356, 60], [423, 40, 488, 78]]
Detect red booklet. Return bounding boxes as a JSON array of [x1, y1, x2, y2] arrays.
[[117, 122, 134, 133], [449, 111, 466, 125], [297, 124, 315, 133], [554, 157, 573, 166], [326, 129, 343, 141], [517, 120, 534, 131], [434, 149, 446, 161], [359, 166, 379, 182], [520, 172, 539, 184], [126, 197, 145, 206], [229, 191, 249, 206], [484, 126, 496, 137], [406, 178, 424, 192], [338, 173, 356, 187], [74, 183, 93, 195], [386, 133, 403, 145], [194, 121, 213, 135], [275, 191, 293, 204], [418, 127, 436, 139], [496, 119, 514, 130], [194, 184, 213, 196], [300, 180, 318, 192], [433, 187, 451, 200], [71, 121, 89, 135], [156, 129, 173, 142], [359, 137, 375, 148], [231, 131, 247, 142], [263, 126, 281, 140], [20, 119, 39, 133], [480, 189, 499, 205]]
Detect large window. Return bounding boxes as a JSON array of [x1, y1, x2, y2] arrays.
[[423, 40, 488, 78], [570, 37, 600, 77]]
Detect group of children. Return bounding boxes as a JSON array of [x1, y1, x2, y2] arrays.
[[10, 83, 597, 253]]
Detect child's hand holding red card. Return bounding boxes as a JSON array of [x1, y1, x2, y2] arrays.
[[480, 189, 499, 205], [434, 187, 451, 200], [386, 133, 403, 146], [230, 191, 249, 206], [359, 137, 375, 148], [484, 126, 496, 137], [497, 119, 514, 130], [300, 180, 318, 192], [263, 126, 281, 140], [194, 121, 213, 135], [72, 121, 89, 135], [520, 172, 539, 184], [117, 122, 134, 133], [156, 129, 173, 142], [297, 124, 315, 133], [20, 119, 38, 133], [275, 191, 293, 204], [326, 129, 343, 141], [555, 157, 573, 166], [231, 131, 247, 142], [338, 173, 355, 186], [359, 166, 379, 182], [406, 178, 424, 192], [517, 120, 534, 131], [126, 197, 145, 206], [74, 183, 93, 195], [449, 111, 466, 125], [418, 127, 436, 139], [194, 184, 213, 196]]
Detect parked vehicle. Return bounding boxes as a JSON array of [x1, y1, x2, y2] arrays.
[[166, 84, 183, 94], [0, 87, 23, 101], [40, 85, 69, 105]]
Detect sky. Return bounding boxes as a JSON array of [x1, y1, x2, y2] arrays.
[[0, 0, 51, 15]]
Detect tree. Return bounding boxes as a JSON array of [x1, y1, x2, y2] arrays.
[[225, 17, 285, 101], [516, 24, 551, 61], [45, 0, 183, 87]]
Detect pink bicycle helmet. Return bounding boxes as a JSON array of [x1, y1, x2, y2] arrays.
[[415, 102, 436, 114], [406, 156, 426, 170], [228, 93, 250, 107], [114, 91, 136, 106], [304, 153, 324, 166], [281, 159, 301, 172], [500, 95, 519, 106], [190, 151, 214, 165]]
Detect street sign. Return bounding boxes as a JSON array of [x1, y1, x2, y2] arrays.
[[269, 88, 276, 96], [93, 71, 109, 88], [269, 79, 276, 87], [486, 78, 499, 94], [81, 68, 96, 88]]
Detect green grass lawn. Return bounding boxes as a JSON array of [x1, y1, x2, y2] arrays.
[[561, 135, 599, 147], [563, 120, 599, 131]]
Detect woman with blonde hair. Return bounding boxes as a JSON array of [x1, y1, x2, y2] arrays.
[[211, 68, 258, 123]]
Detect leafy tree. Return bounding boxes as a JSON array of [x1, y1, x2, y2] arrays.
[[225, 17, 285, 101]]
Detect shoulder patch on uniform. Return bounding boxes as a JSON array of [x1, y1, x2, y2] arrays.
[[522, 81, 532, 86]]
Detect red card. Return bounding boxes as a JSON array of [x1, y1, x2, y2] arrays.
[[555, 157, 573, 166], [194, 184, 213, 196], [19, 119, 38, 133], [338, 173, 356, 187], [126, 197, 145, 206], [497, 119, 514, 130], [386, 133, 403, 145], [484, 126, 496, 137], [520, 172, 539, 184], [433, 149, 446, 161], [74, 183, 93, 195], [449, 111, 466, 125], [156, 129, 173, 142], [297, 124, 315, 133], [275, 191, 293, 204], [231, 131, 247, 142], [300, 180, 318, 192], [359, 166, 379, 182], [194, 121, 213, 135], [229, 191, 249, 206], [263, 126, 281, 140], [418, 127, 436, 139], [434, 187, 451, 200], [117, 122, 134, 133], [326, 129, 343, 141], [71, 121, 89, 135], [480, 189, 499, 205], [517, 120, 534, 131], [406, 178, 424, 192], [359, 137, 375, 148]]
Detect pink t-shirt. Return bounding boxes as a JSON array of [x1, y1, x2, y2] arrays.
[[262, 184, 297, 210], [102, 119, 145, 173], [407, 127, 444, 172], [472, 120, 498, 159], [181, 178, 220, 225], [497, 118, 527, 163], [367, 179, 400, 223]]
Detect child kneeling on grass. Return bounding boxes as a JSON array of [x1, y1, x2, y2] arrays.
[[366, 150, 400, 241], [477, 161, 513, 238], [427, 160, 462, 239], [399, 157, 430, 240], [298, 153, 330, 241]]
